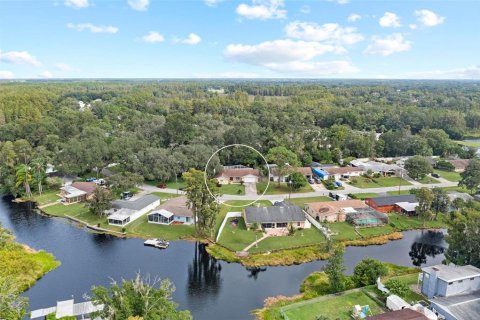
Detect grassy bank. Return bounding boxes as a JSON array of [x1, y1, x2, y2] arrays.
[[0, 228, 60, 292]]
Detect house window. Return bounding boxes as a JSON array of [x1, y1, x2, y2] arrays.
[[297, 222, 301, 226], [276, 222, 288, 228], [186, 217, 190, 222], [458, 280, 463, 283], [261, 223, 274, 229], [229, 177, 233, 181], [471, 278, 475, 280], [448, 282, 453, 285]]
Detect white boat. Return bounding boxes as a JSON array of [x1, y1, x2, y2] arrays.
[[144, 238, 169, 249]]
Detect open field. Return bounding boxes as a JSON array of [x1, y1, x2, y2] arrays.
[[348, 177, 411, 189], [256, 182, 313, 195]]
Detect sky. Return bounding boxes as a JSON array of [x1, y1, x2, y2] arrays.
[[0, 0, 479, 79]]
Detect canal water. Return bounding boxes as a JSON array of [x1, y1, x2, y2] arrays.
[[0, 197, 447, 320]]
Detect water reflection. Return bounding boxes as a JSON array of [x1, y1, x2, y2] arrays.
[[246, 267, 267, 280], [187, 243, 222, 297], [409, 230, 446, 266]]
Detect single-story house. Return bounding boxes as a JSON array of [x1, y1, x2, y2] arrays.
[[366, 194, 417, 213], [269, 166, 313, 182], [304, 200, 368, 222], [60, 182, 97, 204], [244, 202, 310, 230], [148, 196, 194, 225], [323, 166, 363, 180], [447, 159, 470, 172], [350, 159, 405, 176], [216, 167, 261, 184], [395, 202, 419, 216], [107, 194, 160, 226], [345, 207, 389, 227], [366, 309, 429, 320]]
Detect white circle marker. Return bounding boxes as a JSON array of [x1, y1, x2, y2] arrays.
[[204, 144, 271, 208]]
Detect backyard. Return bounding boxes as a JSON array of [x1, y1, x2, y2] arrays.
[[127, 216, 195, 240], [348, 176, 411, 189], [281, 289, 384, 320], [256, 182, 313, 195], [217, 217, 262, 252], [249, 228, 327, 253]]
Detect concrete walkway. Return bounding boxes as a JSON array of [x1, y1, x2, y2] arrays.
[[242, 233, 269, 251]]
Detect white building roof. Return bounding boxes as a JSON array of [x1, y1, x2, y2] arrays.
[[61, 185, 87, 198], [396, 202, 419, 212], [422, 264, 480, 282], [149, 209, 174, 219]]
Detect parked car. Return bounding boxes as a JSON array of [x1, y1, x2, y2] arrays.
[[314, 177, 321, 184], [308, 178, 315, 184], [157, 183, 167, 189], [85, 177, 96, 182], [432, 173, 440, 178], [121, 191, 133, 200]]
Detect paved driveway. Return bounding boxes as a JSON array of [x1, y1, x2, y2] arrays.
[[244, 182, 257, 196]]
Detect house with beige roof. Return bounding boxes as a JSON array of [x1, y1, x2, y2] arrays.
[[215, 167, 261, 184], [305, 199, 368, 222], [147, 196, 194, 225], [60, 182, 97, 204]]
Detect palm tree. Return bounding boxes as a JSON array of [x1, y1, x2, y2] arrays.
[[31, 158, 46, 195], [15, 164, 33, 198]]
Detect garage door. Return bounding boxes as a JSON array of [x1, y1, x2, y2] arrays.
[[243, 176, 258, 183]]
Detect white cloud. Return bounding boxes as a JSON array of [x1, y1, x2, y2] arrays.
[[38, 71, 53, 79], [204, 0, 223, 6], [236, 0, 287, 20], [55, 63, 73, 71], [0, 71, 14, 79], [67, 23, 119, 34], [180, 33, 202, 45], [328, 0, 350, 4], [128, 0, 149, 11], [401, 65, 480, 80], [364, 33, 411, 56], [414, 9, 445, 27], [285, 21, 364, 46], [347, 13, 361, 22], [409, 24, 417, 30], [194, 71, 262, 78], [142, 31, 165, 43], [379, 12, 401, 27], [300, 6, 310, 14], [0, 50, 41, 66], [224, 39, 358, 75], [64, 0, 89, 9]]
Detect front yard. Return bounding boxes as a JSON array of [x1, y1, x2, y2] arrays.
[[417, 176, 440, 184], [434, 169, 461, 182], [220, 183, 245, 195], [249, 228, 327, 253], [348, 176, 411, 189], [288, 196, 332, 207], [256, 182, 313, 195]]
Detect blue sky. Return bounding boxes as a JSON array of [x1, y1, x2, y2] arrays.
[[0, 0, 479, 79]]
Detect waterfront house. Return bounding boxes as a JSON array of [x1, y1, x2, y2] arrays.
[[345, 208, 389, 227], [366, 195, 417, 213], [60, 182, 96, 204], [147, 196, 194, 225], [106, 194, 160, 226], [216, 166, 261, 184], [420, 264, 480, 320], [244, 202, 310, 230], [304, 199, 369, 222]]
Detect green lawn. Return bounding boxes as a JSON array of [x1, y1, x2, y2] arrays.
[[387, 190, 413, 196], [249, 228, 327, 253], [220, 184, 245, 195], [215, 200, 271, 235], [352, 193, 381, 200], [217, 217, 262, 252], [349, 177, 411, 189], [417, 176, 440, 184], [30, 190, 61, 206], [327, 222, 395, 241], [434, 169, 461, 182], [388, 211, 448, 230], [455, 140, 480, 148], [282, 289, 384, 320], [150, 191, 181, 200], [256, 182, 313, 195], [42, 203, 89, 217], [127, 215, 195, 240], [288, 196, 332, 207]]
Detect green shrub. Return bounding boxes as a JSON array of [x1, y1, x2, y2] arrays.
[[385, 279, 409, 298], [352, 258, 388, 287]]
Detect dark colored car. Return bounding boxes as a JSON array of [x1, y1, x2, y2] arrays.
[[432, 173, 440, 178], [157, 183, 167, 189], [308, 178, 315, 184]]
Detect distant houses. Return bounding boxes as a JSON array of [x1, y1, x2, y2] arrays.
[[304, 200, 369, 223], [269, 166, 313, 182], [420, 264, 480, 320], [148, 196, 194, 225], [60, 182, 96, 204], [244, 202, 310, 231], [106, 194, 160, 226], [447, 159, 470, 172], [321, 167, 363, 181], [350, 159, 405, 176]]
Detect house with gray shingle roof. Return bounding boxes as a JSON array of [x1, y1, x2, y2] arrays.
[[244, 202, 310, 230], [106, 194, 160, 226]]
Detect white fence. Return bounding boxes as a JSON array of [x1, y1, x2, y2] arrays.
[[216, 211, 242, 242], [304, 212, 332, 240]]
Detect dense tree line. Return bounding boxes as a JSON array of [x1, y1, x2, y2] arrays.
[[1, 80, 480, 196]]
